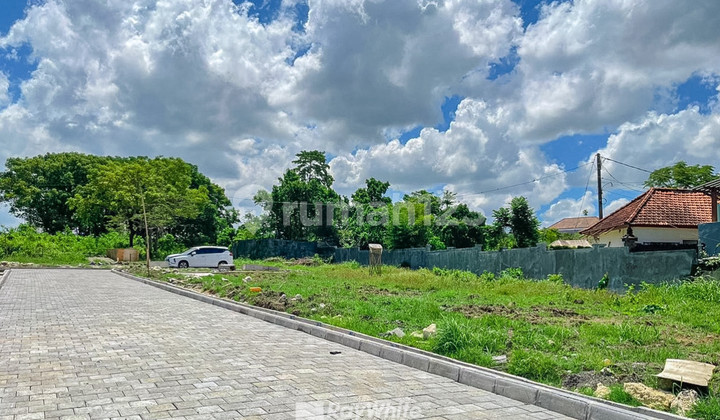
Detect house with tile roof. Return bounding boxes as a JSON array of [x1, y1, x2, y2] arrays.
[[580, 188, 713, 248], [547, 216, 599, 234]]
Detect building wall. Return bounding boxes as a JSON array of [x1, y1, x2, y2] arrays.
[[591, 227, 698, 248]]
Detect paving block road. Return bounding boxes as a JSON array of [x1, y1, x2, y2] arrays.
[[0, 269, 573, 419]]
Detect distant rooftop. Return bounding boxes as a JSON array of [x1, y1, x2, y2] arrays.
[[548, 216, 600, 232]]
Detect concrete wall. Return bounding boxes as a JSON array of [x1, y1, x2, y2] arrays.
[[699, 222, 720, 256], [592, 227, 699, 247], [232, 239, 318, 260], [233, 239, 696, 291]]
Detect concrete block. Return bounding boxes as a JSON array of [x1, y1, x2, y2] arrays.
[[358, 340, 384, 357], [427, 360, 460, 381], [402, 352, 430, 372], [379, 346, 404, 364], [494, 377, 538, 405], [587, 402, 653, 420], [324, 330, 345, 345], [338, 334, 362, 350], [457, 369, 496, 393], [535, 388, 588, 419]]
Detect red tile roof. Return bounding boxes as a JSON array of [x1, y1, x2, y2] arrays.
[[581, 188, 712, 237], [548, 217, 599, 231]]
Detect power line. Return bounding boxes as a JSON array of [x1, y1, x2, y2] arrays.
[[455, 161, 595, 198], [602, 157, 652, 174], [577, 158, 595, 218], [602, 166, 645, 192]]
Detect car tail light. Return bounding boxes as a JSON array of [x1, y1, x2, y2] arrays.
[[229, 251, 233, 258]]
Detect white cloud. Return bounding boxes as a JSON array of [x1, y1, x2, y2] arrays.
[[540, 191, 596, 226], [596, 106, 720, 183], [0, 0, 719, 228], [0, 72, 9, 108], [330, 98, 567, 216], [512, 0, 720, 140]]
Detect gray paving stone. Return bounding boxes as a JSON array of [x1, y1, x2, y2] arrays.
[[0, 269, 573, 419]]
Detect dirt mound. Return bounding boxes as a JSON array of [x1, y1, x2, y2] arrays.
[[253, 291, 292, 312]]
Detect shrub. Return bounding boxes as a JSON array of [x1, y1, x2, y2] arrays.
[[691, 394, 720, 420], [434, 317, 478, 355]]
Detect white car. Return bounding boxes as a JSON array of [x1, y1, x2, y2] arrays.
[[166, 246, 235, 269]]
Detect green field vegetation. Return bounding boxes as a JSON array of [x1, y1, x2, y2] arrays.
[[139, 259, 720, 418], [0, 225, 131, 265]]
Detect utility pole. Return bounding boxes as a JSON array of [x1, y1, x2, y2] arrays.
[[596, 153, 603, 219]]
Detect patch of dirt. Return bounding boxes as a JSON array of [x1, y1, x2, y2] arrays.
[[288, 257, 320, 266], [451, 304, 519, 318], [253, 290, 292, 312], [563, 362, 661, 389], [449, 304, 588, 325]]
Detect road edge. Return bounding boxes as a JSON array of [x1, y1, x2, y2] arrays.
[[111, 269, 686, 420]]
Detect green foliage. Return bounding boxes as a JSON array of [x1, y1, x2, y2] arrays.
[[546, 273, 564, 283], [0, 153, 235, 253], [500, 267, 524, 279], [507, 349, 563, 384], [69, 157, 214, 258], [493, 196, 540, 248], [384, 202, 436, 249], [0, 153, 111, 234], [0, 225, 128, 264], [156, 234, 185, 259], [266, 151, 341, 243], [598, 272, 609, 289], [691, 394, 720, 420], [605, 385, 642, 407], [342, 178, 391, 248], [437, 203, 486, 249], [644, 161, 717, 189]]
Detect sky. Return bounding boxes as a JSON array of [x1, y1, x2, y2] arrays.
[[0, 0, 719, 228]]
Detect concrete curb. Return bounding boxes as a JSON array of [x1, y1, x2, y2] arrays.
[[111, 269, 686, 420], [0, 268, 10, 291]]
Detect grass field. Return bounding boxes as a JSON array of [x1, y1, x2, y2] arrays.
[[136, 258, 720, 418]]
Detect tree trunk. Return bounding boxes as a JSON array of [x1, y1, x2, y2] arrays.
[[129, 224, 135, 247]]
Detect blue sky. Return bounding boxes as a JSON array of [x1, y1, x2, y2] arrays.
[[1, 0, 719, 228]]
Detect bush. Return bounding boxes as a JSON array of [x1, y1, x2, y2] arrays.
[[0, 225, 130, 264], [434, 317, 476, 355], [691, 394, 720, 420]]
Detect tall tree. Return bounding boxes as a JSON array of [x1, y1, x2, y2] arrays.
[[644, 161, 717, 188], [70, 157, 209, 251], [493, 196, 540, 248], [403, 190, 441, 216], [437, 203, 486, 248], [266, 151, 340, 243], [342, 178, 392, 248], [0, 153, 111, 234]]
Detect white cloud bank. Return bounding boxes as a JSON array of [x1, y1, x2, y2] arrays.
[[0, 0, 718, 224]]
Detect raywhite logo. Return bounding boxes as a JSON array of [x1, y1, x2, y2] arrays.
[[295, 401, 422, 419]]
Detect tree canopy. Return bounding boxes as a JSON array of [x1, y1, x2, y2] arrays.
[[0, 153, 235, 255], [250, 150, 543, 251], [644, 161, 717, 189]]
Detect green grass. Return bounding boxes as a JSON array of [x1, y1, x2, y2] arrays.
[[606, 385, 643, 407], [133, 258, 720, 418], [691, 394, 720, 420]]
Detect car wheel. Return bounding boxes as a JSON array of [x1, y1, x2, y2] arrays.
[[178, 261, 189, 268], [218, 261, 227, 268]]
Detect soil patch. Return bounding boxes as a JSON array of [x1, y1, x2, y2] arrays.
[[450, 304, 588, 325], [253, 290, 292, 312]]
